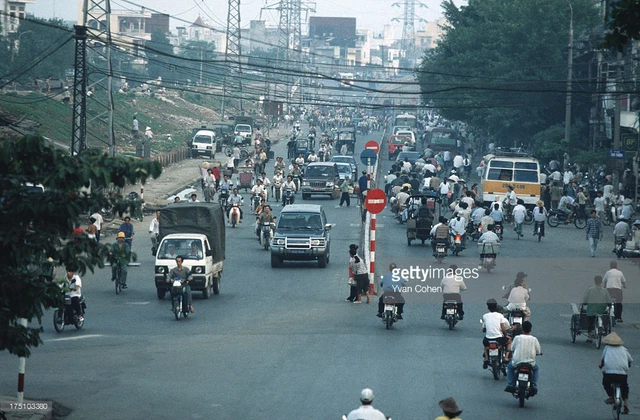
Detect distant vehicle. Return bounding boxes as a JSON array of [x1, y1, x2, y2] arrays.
[[395, 130, 416, 146], [190, 129, 216, 159], [423, 127, 459, 153], [394, 114, 417, 132], [330, 155, 358, 178], [395, 151, 421, 165], [301, 162, 340, 200], [480, 151, 541, 208], [338, 72, 355, 87], [335, 162, 353, 182]]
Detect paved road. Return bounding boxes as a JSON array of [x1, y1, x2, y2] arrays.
[[1, 128, 640, 419]]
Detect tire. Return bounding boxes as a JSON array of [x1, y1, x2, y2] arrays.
[[596, 327, 603, 349], [115, 271, 122, 295], [240, 149, 249, 160], [75, 316, 84, 330], [547, 215, 560, 227], [231, 214, 237, 228], [574, 217, 587, 229], [213, 275, 221, 295], [271, 253, 280, 268], [437, 256, 444, 264], [448, 317, 455, 330], [407, 238, 412, 246], [318, 254, 327, 268], [602, 212, 612, 226], [173, 300, 180, 321], [538, 231, 542, 242], [492, 359, 500, 380], [519, 389, 526, 408], [524, 210, 534, 225], [486, 267, 491, 273], [264, 236, 270, 251], [617, 248, 623, 259], [202, 281, 211, 299], [571, 317, 577, 343], [385, 313, 392, 329], [156, 288, 166, 300], [53, 310, 64, 332]]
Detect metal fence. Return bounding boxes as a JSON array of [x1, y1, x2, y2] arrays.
[[151, 147, 190, 167]]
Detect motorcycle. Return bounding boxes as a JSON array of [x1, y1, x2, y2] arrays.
[[251, 194, 262, 211], [478, 241, 499, 273], [615, 238, 626, 259], [272, 182, 282, 202], [486, 338, 508, 380], [283, 189, 295, 206], [443, 300, 460, 330], [381, 295, 400, 329], [170, 279, 190, 321], [260, 221, 275, 250], [547, 209, 587, 229], [506, 309, 526, 338], [151, 232, 159, 256], [470, 223, 482, 242], [450, 231, 465, 256], [508, 363, 538, 407], [218, 189, 229, 207], [53, 294, 86, 332], [494, 223, 504, 240], [228, 203, 241, 228], [434, 240, 448, 263]]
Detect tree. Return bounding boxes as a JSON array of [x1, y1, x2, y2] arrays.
[[146, 30, 176, 82], [176, 40, 218, 85], [13, 18, 74, 82], [602, 0, 640, 51], [0, 136, 162, 357], [417, 0, 600, 145]]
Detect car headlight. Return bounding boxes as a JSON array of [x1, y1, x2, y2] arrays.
[[275, 238, 285, 245], [326, 182, 334, 187], [194, 266, 204, 274], [155, 266, 167, 274], [311, 239, 321, 246], [302, 181, 310, 186]]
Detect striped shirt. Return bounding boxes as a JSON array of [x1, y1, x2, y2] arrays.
[[586, 218, 602, 238], [511, 334, 542, 367]]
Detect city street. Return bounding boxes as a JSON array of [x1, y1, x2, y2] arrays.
[[1, 129, 639, 420]]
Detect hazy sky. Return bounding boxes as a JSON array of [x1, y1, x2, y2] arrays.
[[30, 0, 463, 36]]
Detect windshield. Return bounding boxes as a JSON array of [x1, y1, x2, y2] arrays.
[[236, 124, 251, 132], [193, 135, 212, 144], [390, 136, 408, 144], [158, 239, 205, 260], [336, 165, 351, 175], [430, 130, 457, 145], [277, 213, 324, 230], [332, 157, 354, 164], [305, 166, 333, 177]]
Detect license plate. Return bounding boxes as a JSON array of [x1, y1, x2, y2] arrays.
[[289, 249, 306, 254], [455, 239, 461, 244], [312, 188, 323, 191], [518, 373, 529, 381], [384, 305, 394, 312], [437, 246, 445, 252], [489, 349, 499, 356], [513, 317, 522, 324], [446, 309, 455, 315]]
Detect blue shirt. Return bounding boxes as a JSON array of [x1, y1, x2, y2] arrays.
[[490, 210, 503, 222], [586, 218, 602, 238], [380, 272, 407, 293], [118, 222, 134, 238], [358, 175, 368, 192]]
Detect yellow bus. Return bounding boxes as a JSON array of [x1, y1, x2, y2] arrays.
[[480, 151, 541, 207]]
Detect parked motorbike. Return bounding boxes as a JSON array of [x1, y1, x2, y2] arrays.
[[260, 222, 275, 250], [381, 295, 400, 329], [53, 294, 86, 332], [443, 300, 460, 330], [508, 363, 539, 407], [229, 203, 241, 228], [170, 279, 190, 321]]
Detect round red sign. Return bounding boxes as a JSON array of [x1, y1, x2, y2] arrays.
[[365, 188, 387, 214], [364, 140, 380, 155]]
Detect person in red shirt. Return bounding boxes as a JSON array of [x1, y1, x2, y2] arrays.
[[212, 163, 221, 190]]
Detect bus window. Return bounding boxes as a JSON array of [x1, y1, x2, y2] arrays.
[[515, 162, 538, 170], [490, 161, 513, 169], [488, 168, 513, 181], [514, 170, 538, 183]]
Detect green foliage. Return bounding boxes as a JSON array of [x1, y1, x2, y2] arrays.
[[176, 41, 220, 85], [13, 18, 74, 82], [417, 0, 600, 145], [601, 0, 640, 51], [147, 30, 176, 81], [0, 136, 162, 357]]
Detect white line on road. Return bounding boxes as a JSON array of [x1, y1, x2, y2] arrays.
[[125, 301, 151, 305], [48, 334, 104, 342]]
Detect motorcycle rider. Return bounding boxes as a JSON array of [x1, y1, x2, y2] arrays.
[[558, 191, 575, 223], [255, 204, 275, 239], [431, 217, 451, 256], [274, 156, 285, 174], [281, 175, 297, 205], [512, 199, 527, 237], [345, 388, 387, 420], [227, 188, 244, 223], [532, 200, 548, 237], [613, 217, 631, 252], [307, 150, 318, 163], [582, 275, 613, 343], [250, 179, 267, 209], [504, 321, 542, 394], [502, 185, 517, 219], [377, 263, 406, 319], [480, 209, 495, 234], [167, 256, 194, 314], [478, 224, 500, 243], [258, 172, 271, 201], [295, 153, 305, 166], [505, 274, 531, 321], [110, 231, 131, 289], [64, 265, 84, 321], [440, 264, 466, 320], [449, 212, 467, 249], [289, 162, 303, 189], [482, 298, 513, 368], [272, 170, 284, 200]]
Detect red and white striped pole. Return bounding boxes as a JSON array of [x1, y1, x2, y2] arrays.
[[17, 317, 27, 403], [369, 213, 376, 295]]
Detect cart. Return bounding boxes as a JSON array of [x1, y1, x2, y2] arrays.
[[238, 166, 254, 192], [570, 303, 613, 349]]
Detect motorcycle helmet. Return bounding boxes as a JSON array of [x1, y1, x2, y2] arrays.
[[117, 232, 125, 239]]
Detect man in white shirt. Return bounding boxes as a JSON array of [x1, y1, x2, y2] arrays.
[[604, 261, 627, 323], [594, 191, 606, 224], [512, 200, 527, 237], [483, 299, 512, 368], [440, 264, 467, 320], [453, 154, 464, 171], [478, 224, 500, 243], [346, 388, 386, 420], [505, 321, 541, 394], [91, 208, 104, 243], [558, 192, 575, 222]]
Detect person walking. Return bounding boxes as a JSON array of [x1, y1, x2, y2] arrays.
[[603, 261, 627, 323], [339, 176, 351, 208], [585, 210, 603, 257], [349, 244, 369, 304]]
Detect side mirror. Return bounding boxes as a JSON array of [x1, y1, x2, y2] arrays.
[[325, 223, 332, 231], [206, 250, 213, 257]]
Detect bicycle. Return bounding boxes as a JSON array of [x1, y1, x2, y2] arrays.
[[610, 382, 623, 420], [514, 221, 523, 239], [113, 261, 125, 294]]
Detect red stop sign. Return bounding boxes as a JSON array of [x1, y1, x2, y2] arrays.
[[365, 188, 387, 214], [364, 140, 380, 154]]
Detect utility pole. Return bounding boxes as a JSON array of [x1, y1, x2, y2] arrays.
[[613, 51, 623, 194], [392, 0, 426, 69], [223, 0, 243, 119], [71, 25, 87, 155], [564, 1, 573, 163]]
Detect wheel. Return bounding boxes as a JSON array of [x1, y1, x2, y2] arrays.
[[302, 193, 310, 200], [517, 230, 520, 240], [421, 239, 425, 244], [202, 281, 211, 299], [240, 150, 249, 160], [574, 217, 587, 229], [486, 267, 491, 273], [437, 256, 444, 264], [231, 214, 237, 228], [616, 248, 623, 259], [213, 275, 221, 295], [448, 317, 455, 330], [224, 146, 233, 156], [115, 274, 121, 295], [263, 237, 270, 251], [271, 253, 280, 268], [74, 316, 84, 330], [602, 212, 612, 226], [538, 231, 542, 242], [385, 313, 392, 329], [156, 288, 166, 300], [173, 300, 181, 320], [318, 254, 327, 268], [524, 211, 534, 225], [102, 209, 115, 223], [407, 238, 412, 246], [547, 215, 560, 227], [596, 327, 603, 349], [492, 359, 500, 380], [519, 390, 526, 408], [571, 316, 577, 343], [53, 310, 65, 332]]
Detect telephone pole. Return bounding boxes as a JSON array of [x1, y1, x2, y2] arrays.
[[222, 0, 243, 118]]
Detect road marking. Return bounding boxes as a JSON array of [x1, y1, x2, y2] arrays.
[[558, 313, 573, 318], [350, 223, 360, 227], [125, 301, 151, 305], [48, 334, 104, 342]]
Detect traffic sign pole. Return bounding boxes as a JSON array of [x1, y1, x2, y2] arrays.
[[369, 213, 376, 295]]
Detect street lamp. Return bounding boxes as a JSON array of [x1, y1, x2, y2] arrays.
[[564, 1, 573, 169], [12, 30, 32, 62]]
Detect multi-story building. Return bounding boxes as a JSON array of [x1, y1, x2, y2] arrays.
[[0, 0, 34, 36]]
